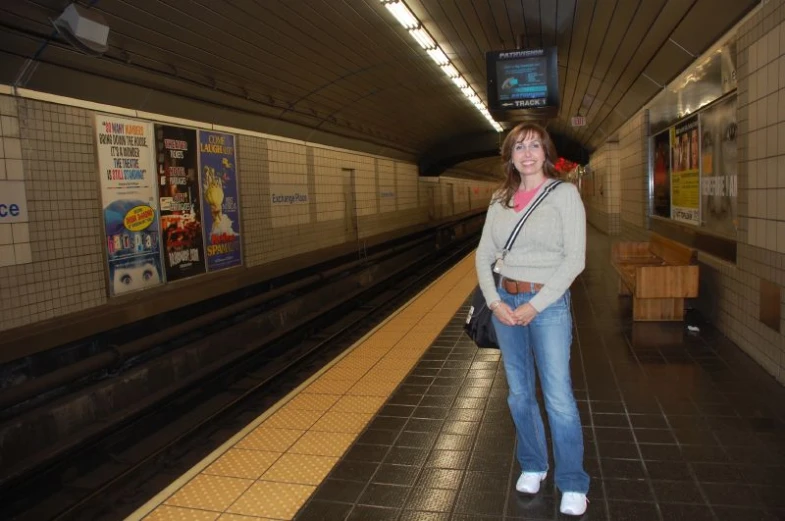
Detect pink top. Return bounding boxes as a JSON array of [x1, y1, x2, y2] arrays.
[[514, 180, 546, 212]]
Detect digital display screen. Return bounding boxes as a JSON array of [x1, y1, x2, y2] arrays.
[[496, 56, 548, 102], [486, 47, 559, 114]]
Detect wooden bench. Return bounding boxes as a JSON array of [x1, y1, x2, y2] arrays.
[[611, 233, 699, 321]]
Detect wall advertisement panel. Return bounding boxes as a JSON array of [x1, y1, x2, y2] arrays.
[[95, 115, 163, 296], [155, 124, 206, 281], [670, 115, 700, 225], [652, 131, 671, 218], [199, 130, 242, 271], [699, 96, 738, 238]]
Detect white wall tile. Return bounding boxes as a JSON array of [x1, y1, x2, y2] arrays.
[[5, 159, 23, 181], [0, 244, 14, 267], [0, 224, 12, 245], [12, 222, 29, 243], [3, 137, 21, 159], [13, 242, 31, 264]]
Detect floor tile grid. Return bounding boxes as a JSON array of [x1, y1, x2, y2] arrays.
[[576, 232, 785, 520], [133, 254, 479, 520], [572, 274, 666, 521], [322, 343, 454, 519], [577, 252, 730, 520], [296, 310, 569, 520]]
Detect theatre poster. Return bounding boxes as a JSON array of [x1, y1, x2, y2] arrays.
[[94, 114, 164, 297]]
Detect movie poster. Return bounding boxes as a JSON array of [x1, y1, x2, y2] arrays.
[[670, 115, 700, 225], [699, 96, 738, 238], [94, 115, 163, 296], [155, 124, 206, 281], [199, 130, 242, 271], [652, 131, 671, 218]]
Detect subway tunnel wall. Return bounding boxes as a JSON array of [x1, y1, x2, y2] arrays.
[[0, 89, 499, 349], [584, 2, 785, 386]]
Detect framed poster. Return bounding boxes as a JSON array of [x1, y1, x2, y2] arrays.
[[95, 115, 163, 296], [652, 130, 671, 218], [199, 130, 242, 271], [155, 124, 206, 281], [670, 115, 700, 225], [699, 96, 738, 238]]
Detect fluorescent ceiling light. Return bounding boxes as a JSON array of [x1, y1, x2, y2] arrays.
[[451, 76, 468, 89], [427, 47, 449, 66], [441, 64, 459, 78], [385, 1, 418, 30], [409, 28, 435, 49], [379, 0, 502, 132]]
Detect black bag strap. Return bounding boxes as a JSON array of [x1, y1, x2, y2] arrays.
[[501, 180, 563, 259]]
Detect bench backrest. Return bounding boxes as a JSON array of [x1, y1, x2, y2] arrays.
[[648, 233, 696, 265]]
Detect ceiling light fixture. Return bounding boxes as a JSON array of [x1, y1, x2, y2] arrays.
[[379, 0, 503, 132]]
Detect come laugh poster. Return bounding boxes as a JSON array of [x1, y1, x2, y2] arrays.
[[95, 115, 163, 297], [199, 130, 242, 271]]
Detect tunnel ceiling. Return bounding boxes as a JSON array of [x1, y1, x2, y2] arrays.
[[0, 0, 758, 181]]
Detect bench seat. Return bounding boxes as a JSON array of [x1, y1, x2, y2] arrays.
[[610, 233, 699, 321]]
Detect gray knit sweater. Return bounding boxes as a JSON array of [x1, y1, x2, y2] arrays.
[[475, 179, 586, 312]]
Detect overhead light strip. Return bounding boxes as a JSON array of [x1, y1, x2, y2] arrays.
[[379, 0, 502, 132]]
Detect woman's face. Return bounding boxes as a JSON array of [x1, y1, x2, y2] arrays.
[[511, 131, 545, 177]]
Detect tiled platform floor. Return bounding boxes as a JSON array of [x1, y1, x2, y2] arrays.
[[131, 227, 785, 521]]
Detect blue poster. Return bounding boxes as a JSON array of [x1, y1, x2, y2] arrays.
[[199, 130, 242, 271]]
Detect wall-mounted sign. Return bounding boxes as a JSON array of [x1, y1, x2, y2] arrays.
[[0, 181, 28, 223], [270, 189, 309, 205]]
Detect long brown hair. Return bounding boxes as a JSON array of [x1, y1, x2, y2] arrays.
[[494, 122, 559, 207]]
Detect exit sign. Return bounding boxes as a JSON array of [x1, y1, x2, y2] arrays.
[[571, 116, 586, 127]]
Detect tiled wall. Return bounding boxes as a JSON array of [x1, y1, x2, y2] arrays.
[[0, 92, 498, 334], [0, 97, 106, 331], [356, 159, 377, 217], [0, 96, 31, 267], [586, 142, 620, 235], [268, 140, 309, 229], [378, 159, 396, 214], [397, 163, 418, 211], [618, 111, 650, 239], [725, 0, 785, 382], [602, 0, 785, 385]]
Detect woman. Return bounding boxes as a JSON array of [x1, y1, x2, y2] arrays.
[[475, 122, 589, 516]]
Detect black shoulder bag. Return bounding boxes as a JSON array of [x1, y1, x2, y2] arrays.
[[464, 180, 563, 348]]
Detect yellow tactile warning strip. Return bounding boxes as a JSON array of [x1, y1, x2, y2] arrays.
[[127, 252, 479, 521]]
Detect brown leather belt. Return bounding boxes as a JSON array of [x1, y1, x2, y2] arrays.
[[502, 277, 543, 294]]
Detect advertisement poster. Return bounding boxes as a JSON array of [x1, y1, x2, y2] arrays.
[[652, 131, 671, 218], [155, 124, 206, 281], [95, 115, 163, 296], [199, 130, 242, 271], [670, 115, 700, 225], [699, 96, 738, 238]]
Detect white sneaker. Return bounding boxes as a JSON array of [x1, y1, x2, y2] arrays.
[[515, 471, 547, 494], [560, 492, 588, 516]]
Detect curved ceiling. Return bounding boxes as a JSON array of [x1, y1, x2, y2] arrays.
[[0, 0, 758, 180]]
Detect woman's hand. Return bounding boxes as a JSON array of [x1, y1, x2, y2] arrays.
[[492, 301, 517, 326], [512, 303, 539, 326]]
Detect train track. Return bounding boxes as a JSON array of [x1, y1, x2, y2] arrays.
[[2, 234, 478, 521]]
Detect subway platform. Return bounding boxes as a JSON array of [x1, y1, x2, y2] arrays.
[[128, 227, 785, 521]]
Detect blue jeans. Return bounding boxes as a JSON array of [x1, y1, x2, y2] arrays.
[[492, 286, 590, 494]]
